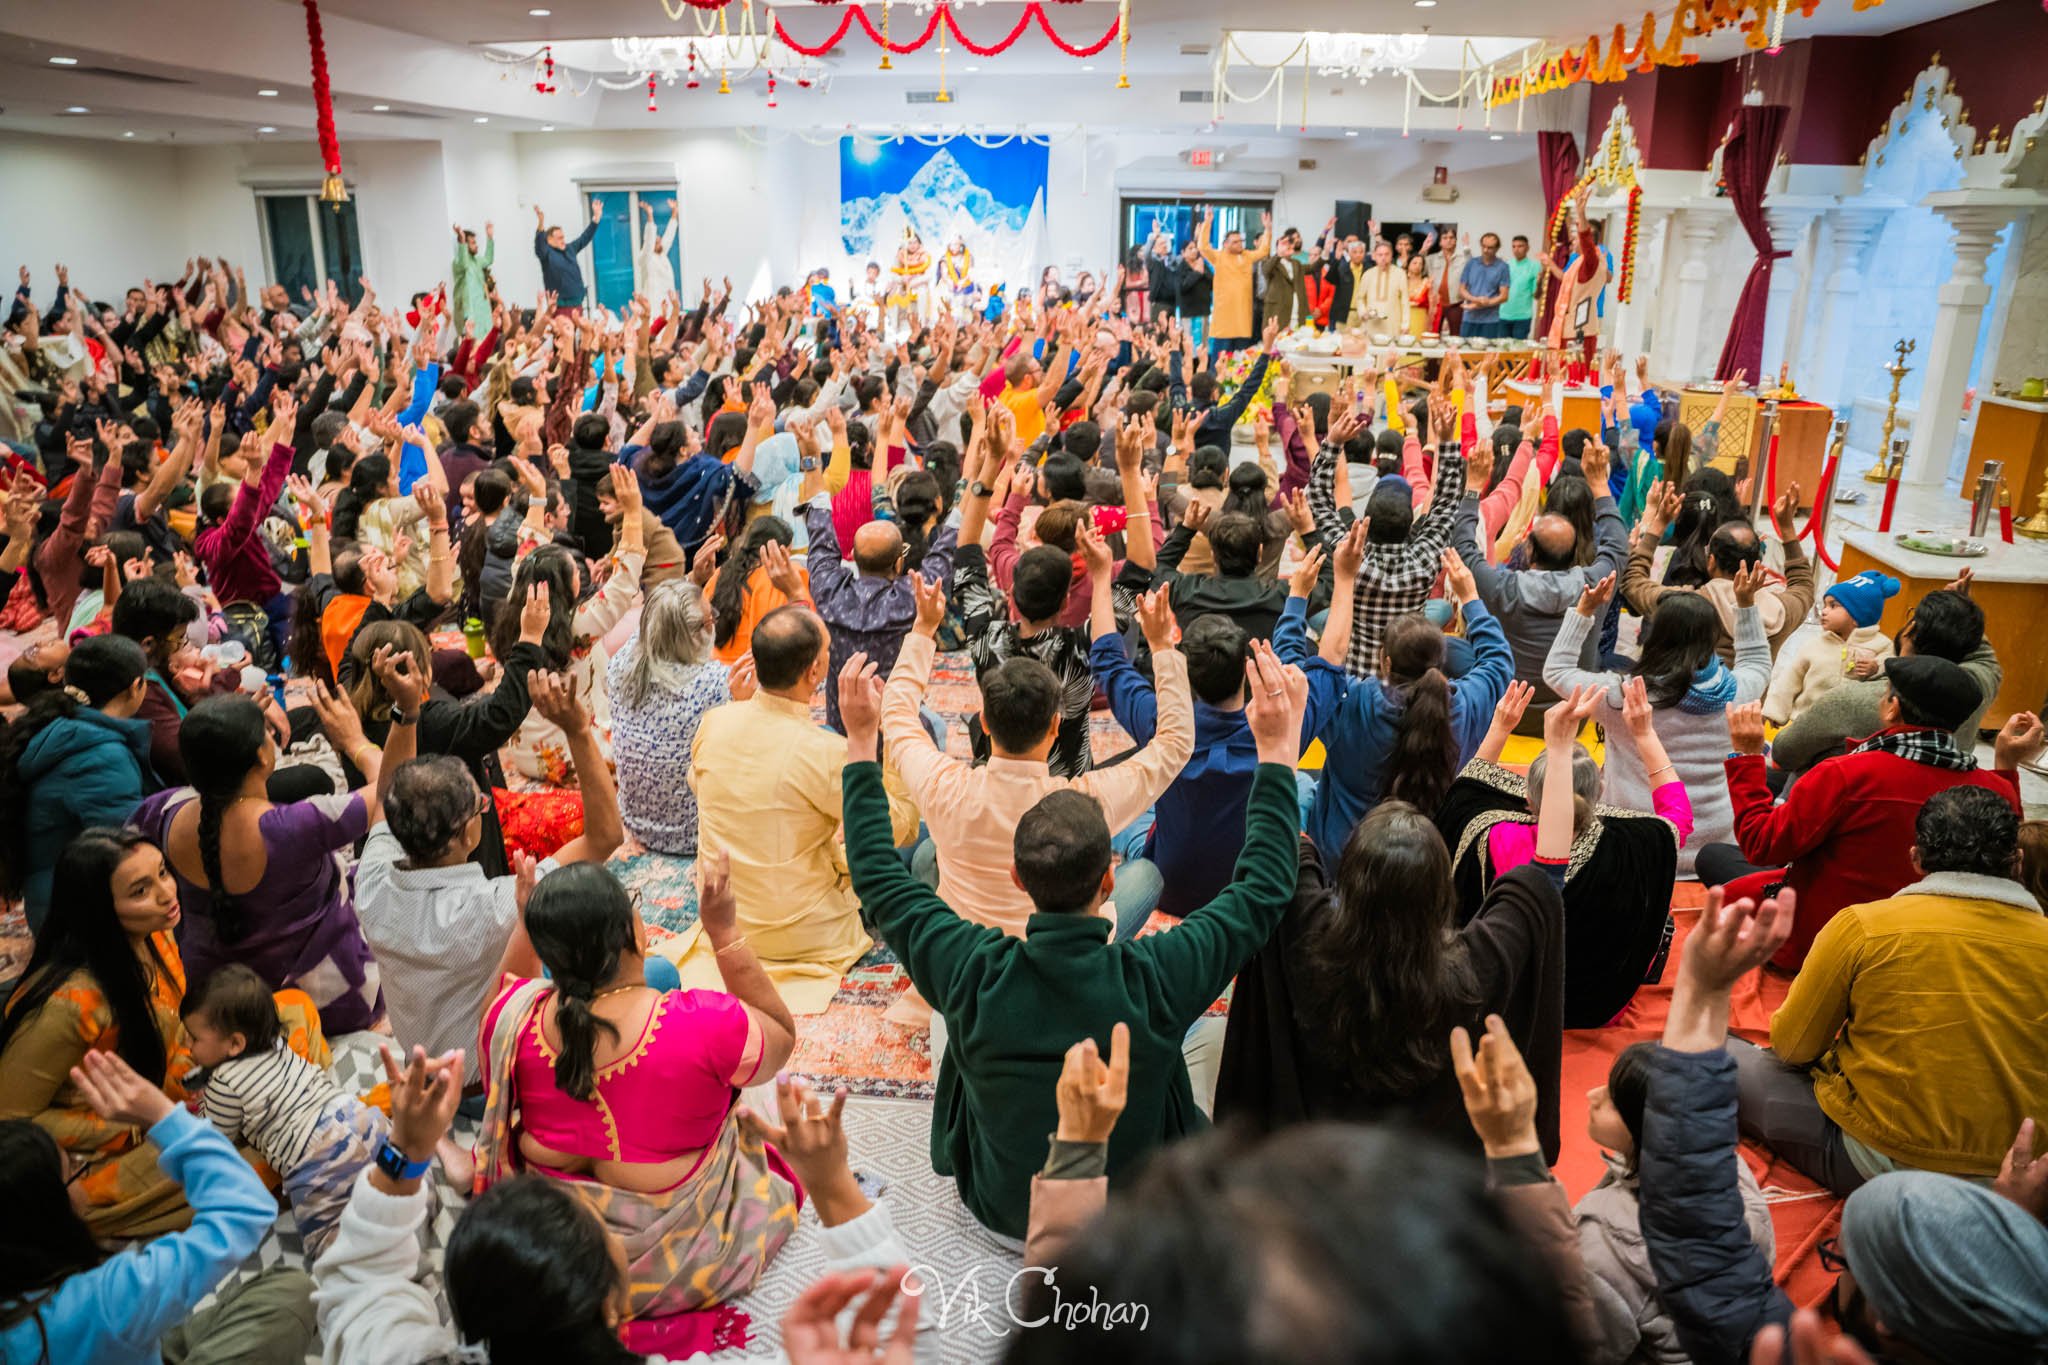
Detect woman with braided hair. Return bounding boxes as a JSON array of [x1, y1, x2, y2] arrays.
[[472, 855, 801, 1355], [131, 688, 388, 1034]]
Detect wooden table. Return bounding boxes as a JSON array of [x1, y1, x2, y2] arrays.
[[1504, 379, 1604, 438], [1835, 528, 2048, 733], [1964, 395, 2048, 515]]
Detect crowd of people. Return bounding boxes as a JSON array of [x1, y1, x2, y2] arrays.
[[0, 197, 2044, 1365]]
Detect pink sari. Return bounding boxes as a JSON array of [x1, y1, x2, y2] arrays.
[[474, 978, 802, 1356]]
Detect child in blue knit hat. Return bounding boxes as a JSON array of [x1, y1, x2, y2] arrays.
[[1762, 569, 1899, 725]]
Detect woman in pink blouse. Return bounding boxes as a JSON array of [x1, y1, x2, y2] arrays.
[[472, 854, 798, 1357]]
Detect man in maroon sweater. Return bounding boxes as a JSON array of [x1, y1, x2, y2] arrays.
[[1698, 654, 2038, 971]]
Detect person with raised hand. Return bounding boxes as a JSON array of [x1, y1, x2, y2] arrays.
[[0, 1048, 317, 1365], [885, 567, 1192, 965], [1545, 560, 1770, 877], [1440, 671, 1693, 1026], [841, 641, 1306, 1239], [1025, 1020, 1131, 1268]]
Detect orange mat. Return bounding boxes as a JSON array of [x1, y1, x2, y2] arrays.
[[1557, 886, 1841, 1310]]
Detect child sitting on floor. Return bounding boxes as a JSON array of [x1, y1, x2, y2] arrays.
[[1763, 569, 1898, 727], [1575, 1042, 1775, 1362], [181, 965, 467, 1262]]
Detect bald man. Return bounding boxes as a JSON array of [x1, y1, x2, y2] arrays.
[[1452, 452, 1628, 732], [804, 493, 958, 732]]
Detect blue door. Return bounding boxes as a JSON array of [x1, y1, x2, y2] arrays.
[[584, 188, 683, 314]]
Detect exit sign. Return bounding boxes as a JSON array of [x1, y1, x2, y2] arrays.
[[1188, 147, 1215, 168]]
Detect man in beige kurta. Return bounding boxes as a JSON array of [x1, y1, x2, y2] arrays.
[[1197, 208, 1270, 355], [1349, 240, 1408, 334]]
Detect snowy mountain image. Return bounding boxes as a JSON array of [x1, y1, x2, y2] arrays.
[[840, 147, 1034, 258]]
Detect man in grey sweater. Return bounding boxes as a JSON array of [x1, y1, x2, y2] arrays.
[[1770, 581, 2000, 774], [1454, 438, 1628, 732]]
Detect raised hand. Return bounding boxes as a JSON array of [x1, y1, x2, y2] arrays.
[[1490, 679, 1535, 737], [1334, 519, 1368, 579], [1726, 700, 1767, 756], [1730, 560, 1762, 610], [910, 572, 947, 637], [694, 845, 737, 944], [529, 669, 589, 732], [1243, 639, 1309, 765], [1683, 885, 1796, 992], [1056, 1022, 1131, 1141], [70, 1048, 175, 1129], [1136, 587, 1177, 656], [1543, 683, 1602, 749], [1450, 1014, 1540, 1159], [1621, 674, 1658, 740], [1993, 710, 2045, 771], [779, 1267, 920, 1365], [1992, 1117, 2048, 1223], [1439, 546, 1478, 604], [1077, 523, 1114, 581], [837, 653, 883, 757], [378, 1043, 464, 1170], [1575, 571, 1617, 618], [1286, 543, 1326, 599], [518, 580, 553, 645]]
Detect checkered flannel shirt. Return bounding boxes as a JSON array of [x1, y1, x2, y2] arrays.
[[1307, 436, 1467, 678]]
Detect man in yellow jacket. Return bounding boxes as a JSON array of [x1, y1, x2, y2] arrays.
[[1727, 782, 2048, 1195], [1196, 207, 1270, 362]]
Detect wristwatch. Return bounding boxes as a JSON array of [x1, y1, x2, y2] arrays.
[[969, 480, 994, 498], [374, 1139, 432, 1182], [389, 707, 418, 727]]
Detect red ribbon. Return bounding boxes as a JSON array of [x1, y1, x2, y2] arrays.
[[1763, 428, 1778, 505], [2000, 501, 2014, 544], [303, 0, 340, 176], [774, 2, 1121, 60]]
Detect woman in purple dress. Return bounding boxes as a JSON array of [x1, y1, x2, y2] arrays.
[[131, 689, 387, 1034]]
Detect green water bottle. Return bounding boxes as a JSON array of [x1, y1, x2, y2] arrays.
[[462, 616, 487, 660]]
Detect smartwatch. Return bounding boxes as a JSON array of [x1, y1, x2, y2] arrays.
[[389, 706, 418, 727], [969, 480, 994, 498], [375, 1139, 432, 1182]]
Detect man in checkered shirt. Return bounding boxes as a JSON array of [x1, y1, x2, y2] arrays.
[[1306, 402, 1467, 679]]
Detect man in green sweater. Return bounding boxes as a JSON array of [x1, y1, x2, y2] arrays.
[[837, 638, 1308, 1240]]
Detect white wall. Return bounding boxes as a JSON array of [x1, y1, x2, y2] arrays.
[[0, 131, 190, 301], [3, 124, 1546, 308]]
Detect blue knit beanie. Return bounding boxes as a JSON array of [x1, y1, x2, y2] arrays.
[[1823, 570, 1900, 628]]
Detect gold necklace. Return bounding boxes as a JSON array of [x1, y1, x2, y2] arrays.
[[591, 983, 647, 1001]]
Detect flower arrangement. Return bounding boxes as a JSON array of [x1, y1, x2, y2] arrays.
[[1215, 349, 1279, 428]]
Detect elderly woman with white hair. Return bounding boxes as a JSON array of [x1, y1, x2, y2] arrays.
[[604, 578, 755, 865], [1433, 676, 1694, 1028]]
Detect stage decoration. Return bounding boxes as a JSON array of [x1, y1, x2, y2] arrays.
[[1485, 0, 1885, 109], [1537, 99, 1643, 318], [302, 0, 347, 204], [1212, 32, 1492, 134], [535, 44, 558, 94], [1215, 348, 1279, 428], [1865, 338, 1914, 483]]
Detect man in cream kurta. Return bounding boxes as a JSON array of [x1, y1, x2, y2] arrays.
[[1349, 240, 1408, 334], [683, 609, 919, 1013]]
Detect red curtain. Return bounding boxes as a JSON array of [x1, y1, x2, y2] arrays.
[[1535, 131, 1581, 341], [1713, 103, 1791, 382]]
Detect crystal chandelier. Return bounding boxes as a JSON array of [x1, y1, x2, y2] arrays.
[[1304, 31, 1428, 82], [610, 34, 821, 85]]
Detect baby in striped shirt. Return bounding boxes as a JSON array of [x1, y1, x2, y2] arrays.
[[180, 965, 398, 1262]]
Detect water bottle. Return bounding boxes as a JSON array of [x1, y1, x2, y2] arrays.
[[266, 672, 288, 711], [463, 616, 488, 660]]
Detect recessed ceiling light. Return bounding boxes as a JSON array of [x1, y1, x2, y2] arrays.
[[474, 116, 490, 124], [1081, 64, 1094, 72], [1415, 1, 1438, 7], [1345, 129, 1358, 136], [64, 106, 89, 114], [258, 88, 279, 97], [48, 56, 79, 66], [123, 130, 136, 138], [541, 124, 556, 131], [372, 104, 390, 111], [1489, 132, 1503, 140], [529, 6, 551, 13], [258, 125, 276, 133]]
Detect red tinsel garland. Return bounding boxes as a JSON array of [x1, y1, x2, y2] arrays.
[[303, 0, 345, 201], [774, 2, 1120, 61]]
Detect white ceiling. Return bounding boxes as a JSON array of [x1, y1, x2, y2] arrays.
[[0, 0, 1998, 145]]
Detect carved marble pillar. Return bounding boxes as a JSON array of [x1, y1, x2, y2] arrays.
[[1904, 190, 2034, 486], [1610, 204, 1672, 358], [1666, 207, 1725, 381], [1809, 204, 1893, 413], [1759, 197, 1831, 385]]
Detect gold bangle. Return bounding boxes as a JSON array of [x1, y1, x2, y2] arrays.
[[713, 935, 750, 957]]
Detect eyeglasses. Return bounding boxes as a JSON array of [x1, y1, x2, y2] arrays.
[[1816, 1236, 1846, 1274], [64, 1153, 96, 1188]]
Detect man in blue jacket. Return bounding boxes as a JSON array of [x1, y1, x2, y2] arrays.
[[533, 198, 603, 311]]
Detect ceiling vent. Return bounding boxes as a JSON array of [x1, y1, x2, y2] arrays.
[[904, 90, 950, 104], [1179, 89, 1210, 103], [1179, 43, 1213, 56], [63, 65, 193, 86]]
